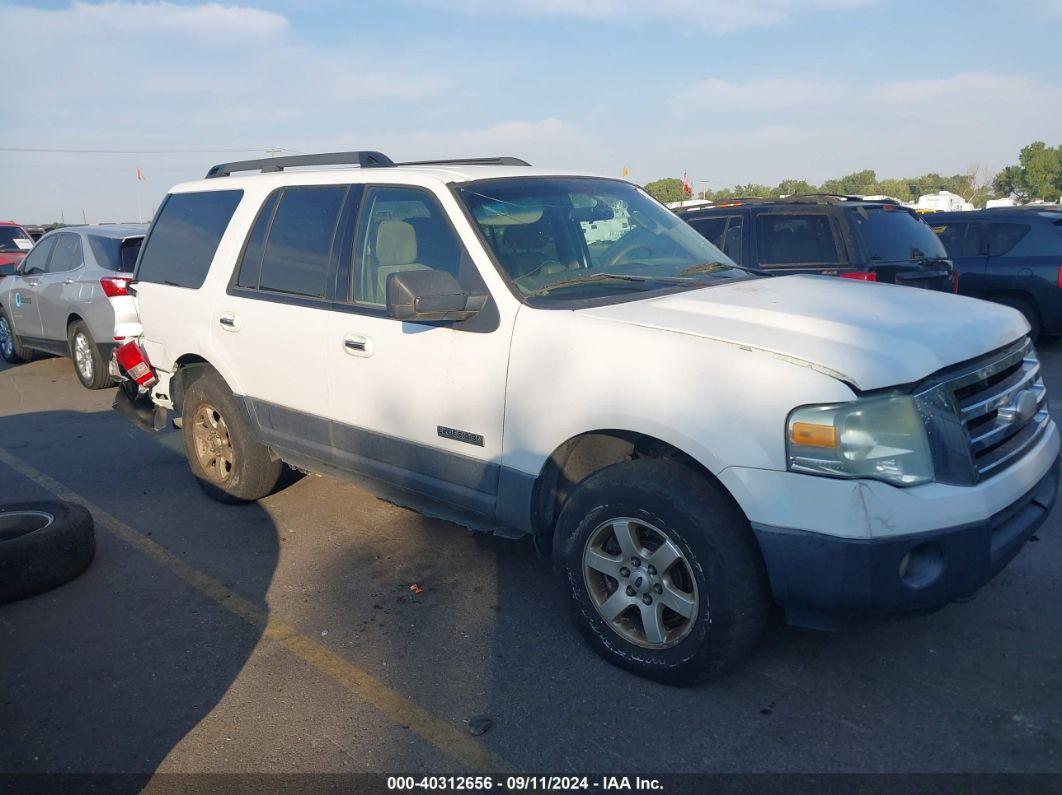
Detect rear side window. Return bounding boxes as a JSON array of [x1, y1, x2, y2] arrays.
[[88, 235, 143, 273], [756, 214, 840, 265], [235, 191, 281, 289], [986, 223, 1029, 256], [47, 234, 83, 273], [137, 190, 243, 289], [255, 186, 347, 298]]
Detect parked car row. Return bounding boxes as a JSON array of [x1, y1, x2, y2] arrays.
[[64, 150, 1055, 684], [673, 195, 957, 292]]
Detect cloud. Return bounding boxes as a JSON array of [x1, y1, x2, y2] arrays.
[[32, 1, 288, 45], [414, 0, 876, 32], [656, 71, 1062, 189]]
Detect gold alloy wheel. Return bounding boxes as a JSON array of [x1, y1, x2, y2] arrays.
[[192, 404, 235, 483], [582, 517, 701, 649]]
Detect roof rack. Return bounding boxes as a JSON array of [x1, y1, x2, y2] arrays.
[[397, 156, 531, 167], [204, 151, 533, 179], [205, 151, 395, 179]]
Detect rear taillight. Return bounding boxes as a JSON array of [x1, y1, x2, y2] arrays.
[[114, 340, 157, 388], [1057, 265, 1062, 289], [952, 267, 960, 293], [841, 270, 877, 282], [100, 277, 131, 297]]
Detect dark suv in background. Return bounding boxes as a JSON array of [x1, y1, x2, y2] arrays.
[[674, 196, 956, 292], [930, 207, 1062, 340]]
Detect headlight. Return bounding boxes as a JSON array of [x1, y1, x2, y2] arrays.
[[786, 395, 933, 486]]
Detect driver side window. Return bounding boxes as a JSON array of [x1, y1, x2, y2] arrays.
[[20, 235, 56, 275]]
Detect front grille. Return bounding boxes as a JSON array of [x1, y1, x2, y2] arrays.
[[915, 338, 1051, 484]]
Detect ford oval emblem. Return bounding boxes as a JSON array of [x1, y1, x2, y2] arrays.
[[999, 389, 1038, 424]]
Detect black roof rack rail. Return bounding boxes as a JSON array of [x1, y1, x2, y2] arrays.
[[397, 156, 532, 167], [205, 150, 394, 179]]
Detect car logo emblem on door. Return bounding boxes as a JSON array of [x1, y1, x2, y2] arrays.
[[14, 292, 21, 308]]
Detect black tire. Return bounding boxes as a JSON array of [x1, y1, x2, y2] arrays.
[[67, 320, 113, 389], [181, 368, 283, 504], [0, 501, 95, 604], [0, 308, 33, 364], [995, 296, 1040, 342], [553, 459, 769, 684]]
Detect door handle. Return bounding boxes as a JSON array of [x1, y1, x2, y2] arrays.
[[63, 279, 74, 285], [342, 333, 373, 357], [219, 313, 240, 332]]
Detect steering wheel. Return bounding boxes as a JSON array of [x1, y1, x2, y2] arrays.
[[605, 243, 652, 267]]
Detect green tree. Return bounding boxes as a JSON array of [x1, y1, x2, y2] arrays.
[[774, 178, 819, 197], [643, 178, 688, 204], [821, 169, 877, 196], [992, 141, 1062, 201]]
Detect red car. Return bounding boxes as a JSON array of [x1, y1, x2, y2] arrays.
[[0, 221, 34, 271]]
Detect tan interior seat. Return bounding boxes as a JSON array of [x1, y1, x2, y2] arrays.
[[372, 219, 429, 304]]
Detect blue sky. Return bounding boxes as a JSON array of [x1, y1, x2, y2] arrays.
[[2, 0, 1060, 222]]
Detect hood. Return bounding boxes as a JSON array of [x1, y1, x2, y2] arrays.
[[581, 274, 1027, 391]]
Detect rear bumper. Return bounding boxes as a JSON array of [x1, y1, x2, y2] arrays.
[[752, 455, 1059, 629]]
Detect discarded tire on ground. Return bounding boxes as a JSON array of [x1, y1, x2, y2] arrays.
[[0, 501, 95, 604]]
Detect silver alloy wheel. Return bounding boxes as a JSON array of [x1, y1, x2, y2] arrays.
[[192, 404, 235, 483], [0, 316, 12, 358], [74, 332, 93, 380], [582, 517, 700, 649], [0, 510, 55, 542]]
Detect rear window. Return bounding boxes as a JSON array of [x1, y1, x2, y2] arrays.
[[88, 235, 143, 273], [0, 226, 33, 253], [136, 190, 243, 289], [847, 206, 946, 262]]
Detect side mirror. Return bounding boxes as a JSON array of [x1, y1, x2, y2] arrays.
[[0, 263, 17, 277], [386, 269, 486, 323]]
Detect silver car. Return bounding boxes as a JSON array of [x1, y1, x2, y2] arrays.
[[0, 224, 147, 388]]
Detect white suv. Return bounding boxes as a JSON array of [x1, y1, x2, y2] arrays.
[[114, 151, 1059, 683]]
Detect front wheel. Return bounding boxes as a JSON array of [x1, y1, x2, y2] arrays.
[[68, 321, 112, 389], [181, 368, 283, 504], [553, 459, 769, 684], [0, 310, 32, 364]]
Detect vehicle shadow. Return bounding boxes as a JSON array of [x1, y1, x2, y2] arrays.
[[0, 407, 279, 789]]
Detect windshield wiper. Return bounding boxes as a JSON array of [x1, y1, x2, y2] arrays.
[[525, 272, 664, 297], [681, 261, 772, 277]]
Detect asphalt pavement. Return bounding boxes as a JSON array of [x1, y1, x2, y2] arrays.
[[1, 341, 1061, 781]]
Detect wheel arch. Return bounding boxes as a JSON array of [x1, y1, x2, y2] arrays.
[[170, 354, 220, 414], [66, 312, 84, 330], [528, 429, 745, 536]]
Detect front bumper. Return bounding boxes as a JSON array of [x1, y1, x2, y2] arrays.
[[752, 455, 1059, 629]]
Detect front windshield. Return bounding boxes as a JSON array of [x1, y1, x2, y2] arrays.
[[0, 226, 33, 254], [456, 177, 752, 300]]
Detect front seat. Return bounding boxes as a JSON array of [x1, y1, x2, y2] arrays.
[[373, 219, 430, 305]]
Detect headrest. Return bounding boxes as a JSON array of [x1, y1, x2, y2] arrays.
[[376, 220, 417, 266]]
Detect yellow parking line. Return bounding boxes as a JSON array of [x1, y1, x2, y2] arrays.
[[0, 447, 513, 773]]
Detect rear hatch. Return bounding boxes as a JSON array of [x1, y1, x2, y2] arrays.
[[846, 205, 954, 292]]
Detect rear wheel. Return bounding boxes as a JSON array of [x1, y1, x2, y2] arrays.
[[181, 369, 283, 503], [0, 310, 32, 364], [68, 321, 112, 389], [553, 458, 770, 684]]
